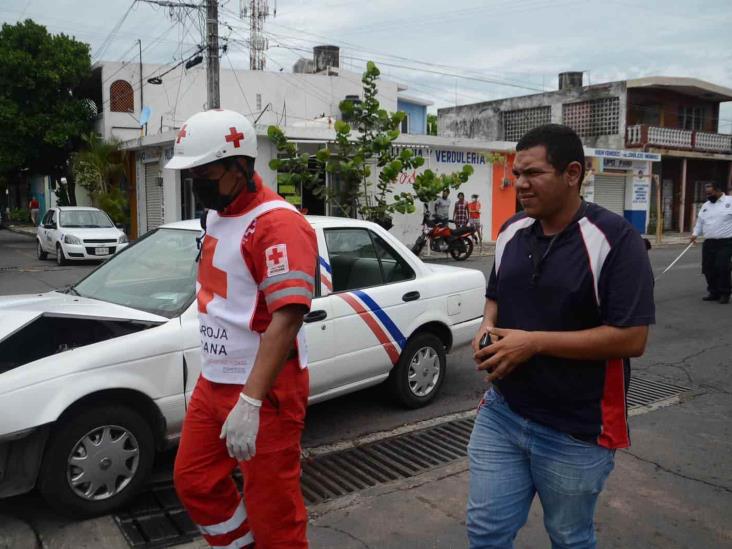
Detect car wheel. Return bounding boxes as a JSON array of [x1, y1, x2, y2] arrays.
[[387, 332, 446, 408], [38, 405, 155, 518], [56, 243, 67, 266], [37, 240, 48, 260]]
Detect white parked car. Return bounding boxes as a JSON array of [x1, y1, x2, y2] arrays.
[[0, 216, 485, 517], [36, 206, 129, 265]]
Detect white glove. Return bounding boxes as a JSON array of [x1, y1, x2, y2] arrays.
[[220, 393, 262, 461]]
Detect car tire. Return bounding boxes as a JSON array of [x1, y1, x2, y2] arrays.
[[387, 332, 446, 408], [56, 243, 67, 266], [37, 240, 48, 260], [38, 405, 155, 519]]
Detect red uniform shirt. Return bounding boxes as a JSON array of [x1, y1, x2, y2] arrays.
[[221, 172, 317, 333]]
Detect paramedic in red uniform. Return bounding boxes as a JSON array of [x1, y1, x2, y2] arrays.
[[166, 109, 317, 549]]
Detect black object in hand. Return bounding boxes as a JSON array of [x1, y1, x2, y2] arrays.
[[479, 332, 492, 350]]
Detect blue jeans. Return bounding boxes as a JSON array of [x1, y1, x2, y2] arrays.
[[467, 388, 615, 549]]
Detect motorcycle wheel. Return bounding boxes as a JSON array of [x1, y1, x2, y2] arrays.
[[450, 237, 473, 261]]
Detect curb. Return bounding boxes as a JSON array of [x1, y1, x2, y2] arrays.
[[5, 225, 36, 238], [0, 513, 40, 549]]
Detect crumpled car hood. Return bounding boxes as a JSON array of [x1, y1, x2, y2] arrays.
[[0, 291, 167, 340]]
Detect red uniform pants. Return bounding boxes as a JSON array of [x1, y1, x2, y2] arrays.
[[174, 359, 309, 548]]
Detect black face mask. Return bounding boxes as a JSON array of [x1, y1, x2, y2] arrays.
[[192, 175, 237, 212], [708, 194, 719, 203]]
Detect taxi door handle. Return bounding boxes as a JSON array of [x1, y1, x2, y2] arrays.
[[304, 310, 328, 323], [402, 291, 420, 302]]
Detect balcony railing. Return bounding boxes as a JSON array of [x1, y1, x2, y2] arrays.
[[626, 124, 732, 153]]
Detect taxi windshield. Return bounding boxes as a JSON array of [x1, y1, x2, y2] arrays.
[[72, 228, 199, 318]]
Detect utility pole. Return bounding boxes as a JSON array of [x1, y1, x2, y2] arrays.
[[138, 39, 146, 135], [206, 0, 221, 109], [140, 0, 220, 108]]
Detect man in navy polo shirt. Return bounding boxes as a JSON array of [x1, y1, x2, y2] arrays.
[[467, 124, 654, 549]]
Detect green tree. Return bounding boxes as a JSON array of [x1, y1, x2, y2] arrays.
[[268, 62, 472, 227], [0, 19, 95, 201], [72, 132, 129, 224], [427, 114, 438, 136]]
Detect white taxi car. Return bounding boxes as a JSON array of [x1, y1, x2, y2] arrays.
[[36, 206, 128, 265], [0, 216, 485, 517]]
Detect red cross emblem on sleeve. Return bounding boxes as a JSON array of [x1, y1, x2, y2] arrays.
[[265, 244, 289, 277], [197, 236, 228, 313], [225, 127, 245, 148]]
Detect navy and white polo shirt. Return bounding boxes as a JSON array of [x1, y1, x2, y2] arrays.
[[487, 201, 655, 449]]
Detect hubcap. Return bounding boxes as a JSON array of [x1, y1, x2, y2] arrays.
[[407, 346, 441, 397], [66, 425, 140, 501]]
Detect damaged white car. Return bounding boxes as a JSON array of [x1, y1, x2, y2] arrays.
[[0, 217, 485, 518]]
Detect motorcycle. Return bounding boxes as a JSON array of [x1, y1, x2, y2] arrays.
[[411, 212, 476, 261]]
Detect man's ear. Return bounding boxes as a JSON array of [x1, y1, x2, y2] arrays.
[[564, 160, 583, 189]]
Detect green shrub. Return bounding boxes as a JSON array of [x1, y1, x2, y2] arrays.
[[96, 188, 129, 225], [9, 208, 30, 223]]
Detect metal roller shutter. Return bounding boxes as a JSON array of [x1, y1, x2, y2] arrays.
[[145, 163, 164, 231], [592, 174, 626, 216]]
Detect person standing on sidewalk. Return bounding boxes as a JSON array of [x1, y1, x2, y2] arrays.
[[167, 109, 317, 549], [467, 194, 482, 244], [690, 181, 732, 304], [467, 124, 655, 549], [434, 189, 451, 224], [28, 195, 40, 225], [453, 192, 469, 227]]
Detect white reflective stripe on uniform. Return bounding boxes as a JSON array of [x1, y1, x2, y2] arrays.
[[264, 286, 313, 306], [578, 217, 612, 306], [258, 271, 315, 291], [495, 217, 535, 274], [198, 498, 247, 536], [211, 531, 255, 549]]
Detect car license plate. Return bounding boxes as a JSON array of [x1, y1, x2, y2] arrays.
[[95, 247, 110, 256]]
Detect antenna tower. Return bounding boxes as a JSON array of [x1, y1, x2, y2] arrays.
[[241, 0, 276, 70]]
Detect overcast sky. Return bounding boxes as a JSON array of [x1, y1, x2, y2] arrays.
[[2, 0, 732, 131]]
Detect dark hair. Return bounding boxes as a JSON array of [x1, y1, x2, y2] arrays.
[[516, 124, 585, 185], [705, 181, 724, 192]]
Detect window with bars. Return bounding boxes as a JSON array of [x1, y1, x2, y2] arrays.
[[110, 80, 134, 113], [502, 106, 551, 141], [678, 106, 705, 131], [562, 97, 620, 137]]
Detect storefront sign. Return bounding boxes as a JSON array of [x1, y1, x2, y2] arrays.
[[434, 150, 486, 165], [632, 167, 650, 206], [140, 148, 161, 163], [603, 158, 634, 170], [586, 148, 661, 162]]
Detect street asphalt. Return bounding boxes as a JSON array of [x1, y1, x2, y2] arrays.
[[0, 226, 730, 548]]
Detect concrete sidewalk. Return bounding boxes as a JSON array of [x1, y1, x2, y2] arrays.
[[4, 224, 36, 237], [4, 396, 730, 549]]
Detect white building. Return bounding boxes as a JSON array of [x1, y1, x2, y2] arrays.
[[121, 126, 515, 244], [87, 45, 424, 143]]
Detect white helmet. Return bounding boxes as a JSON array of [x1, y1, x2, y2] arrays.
[[165, 109, 257, 170]]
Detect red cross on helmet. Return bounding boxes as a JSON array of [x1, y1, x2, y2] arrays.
[[165, 109, 257, 170]]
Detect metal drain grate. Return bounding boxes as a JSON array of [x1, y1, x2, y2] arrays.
[[113, 376, 689, 548], [300, 418, 473, 505], [627, 376, 689, 408], [114, 484, 201, 548]]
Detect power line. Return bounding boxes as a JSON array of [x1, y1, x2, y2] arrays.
[[218, 4, 546, 91], [225, 50, 254, 115], [92, 0, 139, 62]]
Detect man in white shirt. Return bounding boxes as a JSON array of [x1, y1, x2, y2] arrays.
[[690, 181, 732, 304], [434, 189, 451, 224]]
